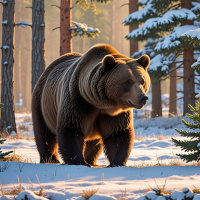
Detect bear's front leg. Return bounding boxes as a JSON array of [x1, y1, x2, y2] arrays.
[[103, 128, 134, 167], [57, 126, 87, 165]]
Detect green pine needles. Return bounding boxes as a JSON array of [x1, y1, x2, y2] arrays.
[[0, 103, 13, 160], [172, 100, 200, 163], [0, 138, 13, 160]]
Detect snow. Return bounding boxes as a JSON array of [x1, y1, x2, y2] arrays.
[[15, 190, 47, 200], [182, 28, 200, 41], [1, 113, 200, 199], [15, 20, 32, 28], [155, 25, 197, 51], [69, 22, 100, 37], [149, 54, 170, 71], [192, 2, 200, 14], [0, 1, 7, 5], [2, 20, 8, 25], [123, 1, 156, 24], [2, 45, 9, 50], [125, 9, 197, 39]]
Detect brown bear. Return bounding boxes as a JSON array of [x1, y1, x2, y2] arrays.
[[32, 44, 150, 167]]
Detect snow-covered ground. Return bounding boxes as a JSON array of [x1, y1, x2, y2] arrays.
[[0, 113, 200, 200]]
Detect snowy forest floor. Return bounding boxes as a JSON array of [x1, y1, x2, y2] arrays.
[[0, 113, 200, 200]]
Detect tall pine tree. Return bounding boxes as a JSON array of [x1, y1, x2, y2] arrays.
[[172, 28, 200, 163]]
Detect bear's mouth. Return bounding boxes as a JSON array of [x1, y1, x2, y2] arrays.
[[128, 100, 144, 109]]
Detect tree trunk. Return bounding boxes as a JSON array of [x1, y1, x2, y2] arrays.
[[1, 0, 16, 134], [32, 0, 45, 92], [181, 0, 195, 115], [151, 80, 162, 117], [183, 45, 194, 115], [129, 0, 138, 57], [60, 0, 72, 55], [169, 63, 177, 116]]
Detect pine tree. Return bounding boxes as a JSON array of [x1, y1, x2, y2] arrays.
[[172, 100, 200, 162], [0, 0, 17, 134], [172, 26, 200, 163], [0, 138, 13, 160], [123, 0, 200, 115]]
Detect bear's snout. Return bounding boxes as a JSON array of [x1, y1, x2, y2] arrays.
[[138, 94, 148, 105]]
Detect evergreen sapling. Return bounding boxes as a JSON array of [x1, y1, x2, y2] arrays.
[[172, 99, 200, 163], [0, 103, 13, 160]]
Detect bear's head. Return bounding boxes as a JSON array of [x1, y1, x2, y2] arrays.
[[79, 53, 150, 116], [100, 54, 150, 116]]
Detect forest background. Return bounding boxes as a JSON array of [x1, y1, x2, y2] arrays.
[[0, 0, 135, 113]]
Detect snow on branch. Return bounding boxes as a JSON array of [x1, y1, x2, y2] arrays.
[[192, 57, 200, 68], [2, 20, 8, 25], [69, 22, 100, 38], [125, 9, 197, 40], [155, 25, 197, 52], [15, 20, 32, 28], [149, 54, 171, 72], [123, 1, 156, 25], [0, 1, 7, 5], [0, 45, 9, 50], [182, 28, 200, 41], [192, 2, 200, 14]]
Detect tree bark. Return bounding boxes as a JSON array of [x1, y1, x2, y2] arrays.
[[32, 0, 45, 92], [151, 80, 162, 117], [181, 0, 195, 115], [60, 0, 72, 55], [1, 0, 16, 134], [169, 63, 177, 116], [129, 0, 138, 57]]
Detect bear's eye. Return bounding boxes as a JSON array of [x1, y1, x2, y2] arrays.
[[124, 79, 134, 91], [140, 78, 144, 85]]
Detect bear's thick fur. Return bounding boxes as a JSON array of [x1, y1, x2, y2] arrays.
[[32, 44, 150, 166]]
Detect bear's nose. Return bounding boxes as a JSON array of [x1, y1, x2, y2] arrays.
[[138, 94, 148, 105]]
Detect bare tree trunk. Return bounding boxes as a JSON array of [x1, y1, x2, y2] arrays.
[[1, 0, 16, 134], [60, 0, 72, 55], [169, 63, 177, 116], [181, 0, 195, 115], [129, 0, 138, 57], [151, 80, 162, 117], [32, 0, 45, 92]]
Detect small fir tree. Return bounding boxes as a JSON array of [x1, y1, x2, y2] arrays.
[[172, 99, 200, 162], [0, 103, 13, 160]]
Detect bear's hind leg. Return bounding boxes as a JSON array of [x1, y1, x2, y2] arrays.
[[32, 102, 60, 163], [103, 128, 134, 167], [34, 120, 60, 163], [84, 139, 103, 166], [39, 130, 60, 163]]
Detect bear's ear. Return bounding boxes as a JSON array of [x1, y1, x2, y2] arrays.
[[102, 55, 116, 71], [137, 54, 150, 71]]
